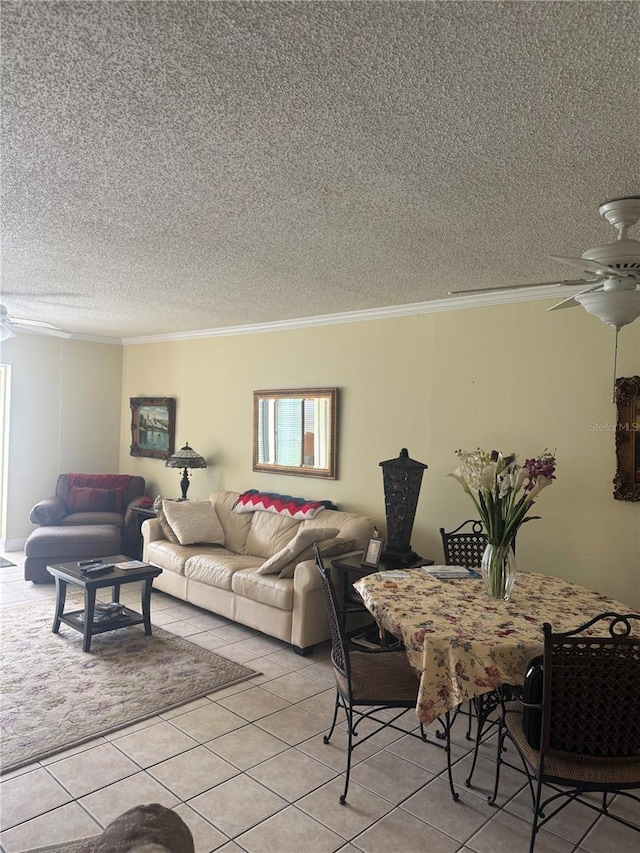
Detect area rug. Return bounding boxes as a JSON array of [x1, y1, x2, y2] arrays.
[[0, 598, 258, 774]]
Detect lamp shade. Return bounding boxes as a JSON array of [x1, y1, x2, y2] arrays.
[[165, 443, 207, 470], [165, 443, 207, 501]]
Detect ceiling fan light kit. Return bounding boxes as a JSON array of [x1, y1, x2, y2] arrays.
[[575, 289, 640, 330]]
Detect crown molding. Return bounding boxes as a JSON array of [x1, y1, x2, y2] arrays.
[[117, 285, 583, 345]]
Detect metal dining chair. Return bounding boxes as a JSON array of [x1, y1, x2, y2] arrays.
[[439, 520, 520, 789], [439, 519, 488, 570], [489, 612, 640, 853], [314, 545, 459, 804]]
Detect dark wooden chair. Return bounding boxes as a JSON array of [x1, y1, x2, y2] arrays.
[[489, 612, 640, 852], [314, 545, 458, 804]]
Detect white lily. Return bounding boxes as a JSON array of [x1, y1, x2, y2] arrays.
[[480, 463, 498, 490], [448, 468, 471, 493], [515, 466, 528, 491], [526, 474, 553, 502]]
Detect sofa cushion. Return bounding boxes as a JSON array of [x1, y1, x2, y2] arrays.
[[185, 553, 262, 589], [146, 541, 221, 576], [65, 473, 133, 512], [211, 491, 253, 554], [61, 511, 124, 527], [231, 567, 294, 610], [244, 511, 299, 560], [298, 509, 375, 549], [257, 527, 340, 575], [68, 486, 121, 513], [278, 536, 355, 578], [162, 500, 225, 546]]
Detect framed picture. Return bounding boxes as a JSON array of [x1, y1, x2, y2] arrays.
[[361, 537, 384, 569], [614, 376, 640, 502], [130, 397, 176, 460]]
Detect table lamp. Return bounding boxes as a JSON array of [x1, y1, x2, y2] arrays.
[[165, 442, 207, 500]]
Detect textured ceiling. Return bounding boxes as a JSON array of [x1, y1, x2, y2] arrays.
[[1, 1, 639, 341]]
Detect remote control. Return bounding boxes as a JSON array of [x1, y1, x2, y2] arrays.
[[78, 560, 101, 567], [82, 564, 114, 576]]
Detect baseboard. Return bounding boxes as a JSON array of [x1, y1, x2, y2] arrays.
[[1, 537, 26, 552]]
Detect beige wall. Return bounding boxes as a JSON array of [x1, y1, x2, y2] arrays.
[[120, 300, 640, 609], [3, 301, 637, 607], [1, 335, 122, 546]]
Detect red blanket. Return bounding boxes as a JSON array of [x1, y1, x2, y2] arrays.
[[66, 473, 132, 512]]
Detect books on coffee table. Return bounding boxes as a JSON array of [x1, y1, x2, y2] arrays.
[[114, 560, 148, 571], [77, 602, 128, 624]]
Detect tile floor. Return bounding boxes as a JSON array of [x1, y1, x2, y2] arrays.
[[1, 551, 639, 853]]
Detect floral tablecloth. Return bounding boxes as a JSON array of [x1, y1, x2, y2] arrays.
[[353, 570, 637, 726]]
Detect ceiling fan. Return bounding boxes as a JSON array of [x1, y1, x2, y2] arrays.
[[0, 304, 71, 341], [450, 195, 640, 330]]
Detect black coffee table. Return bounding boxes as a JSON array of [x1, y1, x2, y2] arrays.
[[47, 555, 162, 652]]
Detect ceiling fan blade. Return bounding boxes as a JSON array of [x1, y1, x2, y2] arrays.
[[4, 312, 72, 338], [8, 315, 62, 330], [449, 278, 588, 296], [547, 280, 605, 312], [548, 255, 616, 276], [7, 321, 72, 339]]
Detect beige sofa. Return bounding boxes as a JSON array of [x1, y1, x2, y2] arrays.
[[142, 490, 374, 654]]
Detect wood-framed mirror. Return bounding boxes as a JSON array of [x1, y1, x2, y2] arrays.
[[253, 388, 338, 479], [613, 375, 640, 502]]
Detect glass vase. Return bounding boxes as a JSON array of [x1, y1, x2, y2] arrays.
[[481, 543, 517, 601]]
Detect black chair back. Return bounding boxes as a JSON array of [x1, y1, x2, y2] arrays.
[[542, 612, 640, 758], [314, 544, 351, 696], [439, 520, 487, 569]]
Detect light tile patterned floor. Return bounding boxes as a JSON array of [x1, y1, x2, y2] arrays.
[[1, 552, 639, 852]]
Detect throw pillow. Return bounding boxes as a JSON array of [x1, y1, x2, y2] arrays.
[[161, 500, 225, 546], [257, 527, 339, 575], [157, 504, 180, 544], [278, 536, 355, 578], [67, 486, 118, 513]]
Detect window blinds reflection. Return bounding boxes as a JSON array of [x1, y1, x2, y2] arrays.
[[253, 389, 338, 479]]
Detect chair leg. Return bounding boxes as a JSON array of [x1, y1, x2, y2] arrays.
[[340, 705, 355, 805], [465, 689, 501, 787], [323, 689, 341, 745], [488, 720, 507, 806], [465, 699, 474, 741], [529, 773, 545, 853]]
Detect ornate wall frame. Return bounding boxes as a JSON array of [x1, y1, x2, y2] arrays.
[[613, 376, 640, 502], [130, 397, 176, 460]]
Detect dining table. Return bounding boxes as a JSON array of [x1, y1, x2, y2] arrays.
[[353, 568, 638, 728]]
